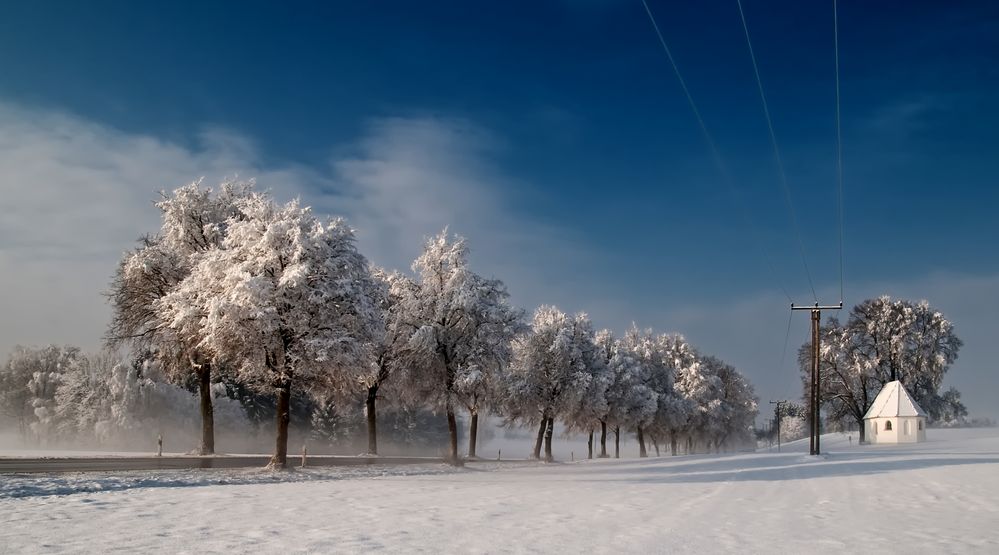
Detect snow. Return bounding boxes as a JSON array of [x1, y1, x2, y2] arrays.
[[864, 380, 927, 418], [2, 428, 998, 553]]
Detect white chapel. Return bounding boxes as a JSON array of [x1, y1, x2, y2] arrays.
[[863, 380, 927, 444]]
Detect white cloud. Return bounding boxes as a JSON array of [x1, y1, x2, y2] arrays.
[[0, 102, 591, 358], [0, 102, 275, 355]]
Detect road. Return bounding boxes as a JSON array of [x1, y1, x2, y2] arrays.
[[0, 454, 451, 473]]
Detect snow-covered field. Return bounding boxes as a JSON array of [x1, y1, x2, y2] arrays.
[[2, 428, 998, 553]]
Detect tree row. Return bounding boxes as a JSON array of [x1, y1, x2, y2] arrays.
[[6, 180, 758, 467]]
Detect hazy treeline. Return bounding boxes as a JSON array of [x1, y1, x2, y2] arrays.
[[0, 345, 452, 454]]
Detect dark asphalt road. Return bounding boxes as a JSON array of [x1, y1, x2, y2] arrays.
[[0, 455, 446, 473]]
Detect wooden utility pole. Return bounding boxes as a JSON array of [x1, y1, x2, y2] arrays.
[[769, 400, 787, 453], [791, 302, 842, 455]]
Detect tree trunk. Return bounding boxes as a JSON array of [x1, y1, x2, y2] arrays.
[[366, 384, 378, 455], [857, 416, 866, 444], [543, 417, 554, 462], [637, 425, 647, 457], [614, 426, 620, 459], [446, 408, 459, 464], [269, 378, 291, 468], [533, 417, 546, 459], [197, 364, 215, 455], [587, 429, 594, 459], [18, 414, 26, 439], [599, 420, 609, 458], [670, 436, 678, 456], [652, 437, 660, 457], [468, 411, 479, 459]]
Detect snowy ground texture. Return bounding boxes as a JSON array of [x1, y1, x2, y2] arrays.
[[2, 429, 998, 554]]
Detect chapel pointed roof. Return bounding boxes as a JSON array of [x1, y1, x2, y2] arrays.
[[863, 380, 927, 419]]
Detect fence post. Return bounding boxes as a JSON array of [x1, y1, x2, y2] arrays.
[[301, 445, 307, 468], [157, 434, 163, 457]]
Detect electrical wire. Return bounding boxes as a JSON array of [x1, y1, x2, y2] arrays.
[[639, 0, 793, 304], [736, 0, 819, 303], [778, 309, 794, 378]]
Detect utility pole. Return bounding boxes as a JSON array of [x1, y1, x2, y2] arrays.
[[769, 400, 786, 453], [791, 302, 842, 455]]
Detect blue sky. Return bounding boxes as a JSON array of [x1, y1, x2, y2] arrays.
[[1, 1, 997, 419]]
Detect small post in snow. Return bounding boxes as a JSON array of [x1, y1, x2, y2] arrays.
[[571, 451, 574, 462], [497, 449, 501, 461], [301, 445, 308, 468], [157, 434, 163, 457]]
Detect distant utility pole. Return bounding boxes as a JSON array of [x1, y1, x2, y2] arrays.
[[791, 302, 842, 455], [769, 400, 787, 453]]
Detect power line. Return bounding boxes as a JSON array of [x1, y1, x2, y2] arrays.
[[735, 0, 819, 303], [778, 308, 793, 376], [639, 0, 793, 304], [833, 0, 845, 305], [640, 0, 721, 173]]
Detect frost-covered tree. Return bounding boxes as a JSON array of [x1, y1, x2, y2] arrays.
[[934, 387, 968, 426], [309, 393, 358, 448], [780, 415, 807, 443], [52, 350, 250, 447], [703, 356, 757, 451], [596, 330, 653, 459], [106, 180, 253, 454], [158, 192, 382, 467], [563, 351, 609, 459], [356, 268, 413, 455], [675, 349, 723, 454], [645, 334, 697, 456], [848, 297, 961, 401], [613, 327, 666, 458], [1, 348, 49, 436], [53, 351, 118, 440], [592, 330, 624, 457], [0, 358, 32, 435], [458, 341, 514, 459], [0, 346, 79, 441], [505, 306, 603, 461], [394, 231, 523, 463], [801, 319, 880, 443]]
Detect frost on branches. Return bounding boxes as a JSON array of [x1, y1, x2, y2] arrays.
[[393, 230, 523, 464], [611, 328, 661, 458], [505, 306, 604, 461], [107, 179, 254, 454], [592, 330, 627, 457], [0, 346, 250, 448], [588, 329, 756, 458], [357, 268, 414, 455], [700, 356, 757, 451], [158, 192, 382, 468]]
